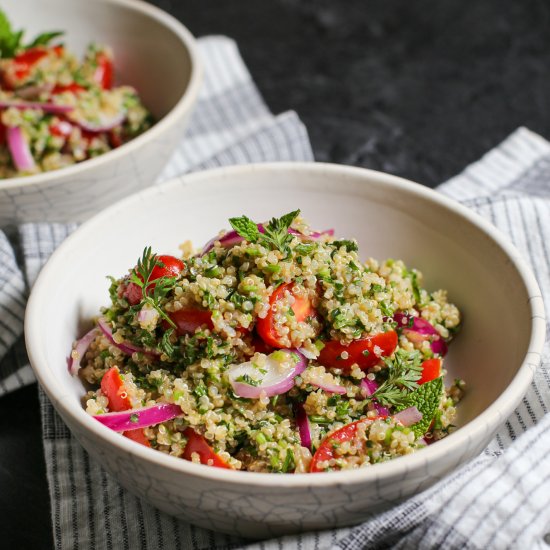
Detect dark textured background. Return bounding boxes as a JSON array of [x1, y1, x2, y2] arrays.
[[2, 1, 549, 548]]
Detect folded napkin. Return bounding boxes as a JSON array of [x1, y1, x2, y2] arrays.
[[1, 36, 549, 550]]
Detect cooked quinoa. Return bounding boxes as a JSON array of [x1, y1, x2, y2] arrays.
[[74, 210, 464, 473], [0, 14, 152, 178]]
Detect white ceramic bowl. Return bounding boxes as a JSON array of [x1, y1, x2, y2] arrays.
[[0, 0, 201, 225], [25, 163, 545, 538]]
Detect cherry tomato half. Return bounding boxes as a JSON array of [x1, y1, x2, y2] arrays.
[[100, 367, 150, 447], [93, 51, 114, 89], [52, 82, 86, 95], [101, 366, 131, 411], [124, 254, 184, 306], [419, 358, 441, 385], [183, 428, 231, 469], [310, 418, 382, 473], [256, 283, 316, 348], [318, 330, 398, 372]]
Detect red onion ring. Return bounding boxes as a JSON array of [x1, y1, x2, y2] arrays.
[[373, 403, 390, 417], [295, 403, 312, 450], [228, 349, 307, 398], [360, 378, 379, 397], [394, 312, 448, 357], [97, 317, 159, 357], [0, 100, 74, 114], [7, 126, 36, 171], [394, 406, 423, 427], [73, 111, 126, 133], [94, 403, 182, 432], [68, 327, 100, 375], [307, 372, 347, 395]]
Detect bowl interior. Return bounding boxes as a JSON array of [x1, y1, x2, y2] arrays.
[[28, 164, 534, 439], [8, 0, 192, 119]]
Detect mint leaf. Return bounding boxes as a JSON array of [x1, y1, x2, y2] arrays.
[[396, 377, 444, 437], [229, 215, 260, 243], [260, 209, 300, 253]]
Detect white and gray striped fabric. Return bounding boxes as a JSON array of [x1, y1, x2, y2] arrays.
[[1, 36, 549, 550]]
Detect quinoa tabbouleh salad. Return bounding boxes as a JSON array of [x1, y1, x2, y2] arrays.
[[71, 210, 465, 473], [0, 10, 152, 178]]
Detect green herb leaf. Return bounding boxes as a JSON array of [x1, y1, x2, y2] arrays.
[[131, 247, 177, 329], [395, 377, 444, 437], [332, 239, 358, 253], [27, 30, 64, 48], [259, 209, 301, 254], [229, 215, 260, 243], [373, 349, 423, 407]]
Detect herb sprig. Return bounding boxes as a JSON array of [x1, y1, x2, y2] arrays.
[[229, 210, 301, 254], [0, 9, 63, 58], [372, 349, 423, 407], [129, 247, 177, 329]]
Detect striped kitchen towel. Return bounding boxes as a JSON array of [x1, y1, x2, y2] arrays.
[[1, 39, 550, 550]]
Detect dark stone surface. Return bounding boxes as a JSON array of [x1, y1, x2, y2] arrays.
[[2, 0, 549, 547]]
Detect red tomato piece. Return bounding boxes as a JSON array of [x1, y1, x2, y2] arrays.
[[100, 367, 150, 447], [256, 282, 316, 348], [167, 309, 214, 335], [124, 429, 151, 447], [13, 47, 48, 79], [318, 331, 398, 372], [101, 367, 132, 412], [52, 82, 86, 95], [419, 358, 441, 385], [310, 418, 381, 473], [183, 428, 231, 469], [93, 51, 114, 89], [124, 254, 184, 306], [49, 120, 73, 137]]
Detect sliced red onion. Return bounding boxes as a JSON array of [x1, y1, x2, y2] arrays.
[[201, 226, 335, 255], [228, 349, 307, 398], [430, 338, 448, 356], [137, 307, 158, 326], [97, 317, 159, 357], [417, 437, 428, 446], [200, 230, 243, 256], [0, 100, 74, 114], [297, 346, 317, 361], [68, 327, 100, 375], [307, 371, 347, 395], [394, 406, 423, 427], [72, 112, 126, 133], [7, 126, 36, 171], [288, 228, 335, 239], [360, 378, 379, 397], [394, 313, 438, 336], [394, 312, 448, 357], [373, 403, 390, 417], [94, 403, 182, 432], [295, 403, 312, 450]]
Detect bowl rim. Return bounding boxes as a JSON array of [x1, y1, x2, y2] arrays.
[[25, 162, 546, 488], [0, 0, 202, 190]]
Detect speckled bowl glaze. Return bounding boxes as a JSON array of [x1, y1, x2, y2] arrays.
[[0, 0, 201, 225], [25, 163, 545, 538]]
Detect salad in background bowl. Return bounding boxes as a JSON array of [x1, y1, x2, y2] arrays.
[[0, 10, 152, 178], [0, 0, 201, 224]]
